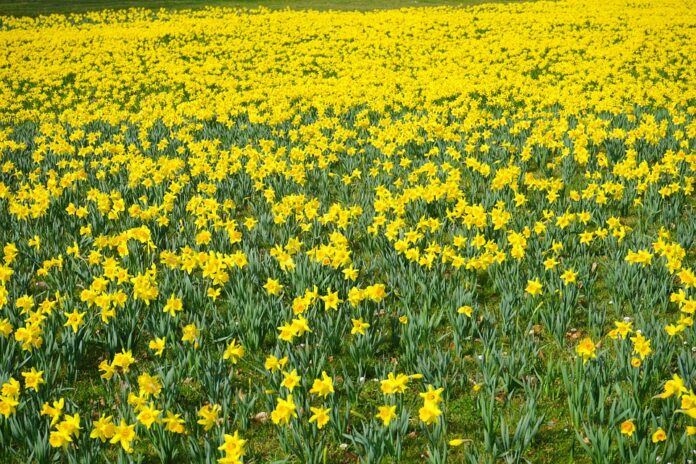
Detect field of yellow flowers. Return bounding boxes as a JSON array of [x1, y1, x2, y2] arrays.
[[0, 0, 694, 462]]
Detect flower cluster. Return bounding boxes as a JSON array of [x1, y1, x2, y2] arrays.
[[0, 0, 694, 462]]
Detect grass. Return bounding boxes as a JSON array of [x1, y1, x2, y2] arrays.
[[3, 1, 677, 463], [0, 0, 501, 17]]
